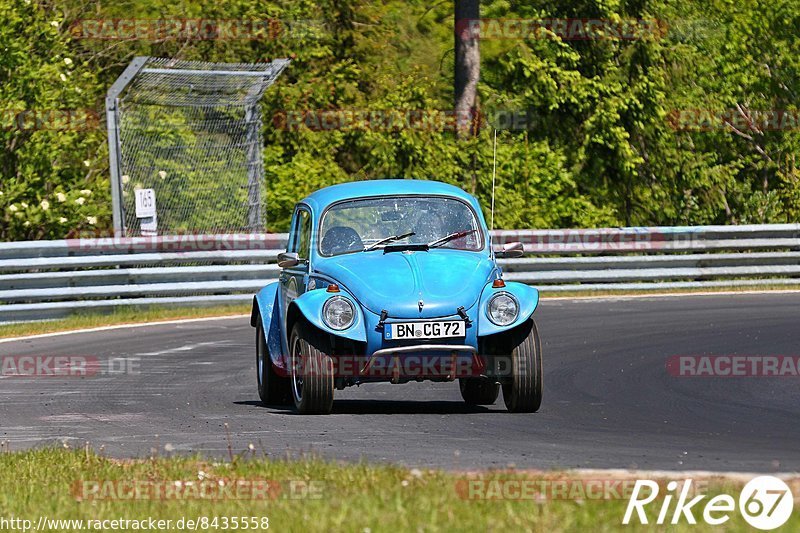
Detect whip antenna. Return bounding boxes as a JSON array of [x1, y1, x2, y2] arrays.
[[490, 128, 498, 236]]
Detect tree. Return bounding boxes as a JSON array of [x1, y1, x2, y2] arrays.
[[454, 0, 480, 138]]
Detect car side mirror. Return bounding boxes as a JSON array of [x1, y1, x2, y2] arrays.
[[495, 242, 524, 258], [277, 252, 301, 269]]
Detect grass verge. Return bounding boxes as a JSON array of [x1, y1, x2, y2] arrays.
[[0, 448, 796, 532]]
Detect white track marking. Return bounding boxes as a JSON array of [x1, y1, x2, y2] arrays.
[[0, 314, 248, 344], [136, 341, 228, 356]]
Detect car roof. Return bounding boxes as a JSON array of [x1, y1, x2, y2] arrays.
[[301, 179, 479, 212]]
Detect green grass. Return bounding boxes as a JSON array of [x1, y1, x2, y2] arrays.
[[0, 448, 796, 532]]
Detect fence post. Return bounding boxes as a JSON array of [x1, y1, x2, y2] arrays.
[[106, 56, 149, 238]]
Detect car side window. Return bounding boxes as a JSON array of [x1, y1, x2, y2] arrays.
[[288, 211, 300, 253], [296, 209, 312, 261]]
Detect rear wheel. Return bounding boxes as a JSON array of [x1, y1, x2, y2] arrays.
[[289, 322, 335, 414], [256, 322, 290, 405], [459, 377, 500, 405], [501, 319, 543, 413]]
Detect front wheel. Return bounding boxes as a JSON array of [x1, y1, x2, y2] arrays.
[[501, 319, 543, 413], [289, 322, 335, 414], [459, 378, 500, 405], [256, 322, 290, 405]]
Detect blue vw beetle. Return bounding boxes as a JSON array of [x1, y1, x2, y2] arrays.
[[251, 179, 542, 414]]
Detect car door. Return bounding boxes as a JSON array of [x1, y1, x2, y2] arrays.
[[279, 206, 312, 340]]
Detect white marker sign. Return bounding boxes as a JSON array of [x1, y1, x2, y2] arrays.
[[140, 213, 157, 235], [134, 188, 156, 218]]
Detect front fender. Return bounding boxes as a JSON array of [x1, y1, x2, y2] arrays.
[[290, 288, 367, 343], [251, 282, 283, 365], [477, 281, 539, 336]]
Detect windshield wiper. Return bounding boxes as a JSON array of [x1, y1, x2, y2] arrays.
[[427, 229, 478, 248], [364, 231, 416, 251]]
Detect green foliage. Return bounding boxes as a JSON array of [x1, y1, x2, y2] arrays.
[[1, 0, 799, 239], [2, 448, 796, 532], [0, 0, 106, 239]]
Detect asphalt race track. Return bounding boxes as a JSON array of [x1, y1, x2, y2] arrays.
[[2, 293, 799, 472]]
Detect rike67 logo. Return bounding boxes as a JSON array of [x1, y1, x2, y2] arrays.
[[623, 476, 794, 529]]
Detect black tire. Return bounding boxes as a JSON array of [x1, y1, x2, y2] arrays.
[[289, 322, 335, 415], [256, 322, 290, 405], [501, 319, 543, 413], [459, 378, 500, 405]]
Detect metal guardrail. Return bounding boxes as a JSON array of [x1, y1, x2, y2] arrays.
[[1, 224, 799, 322]]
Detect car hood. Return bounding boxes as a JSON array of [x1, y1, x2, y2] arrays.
[[315, 250, 496, 318]]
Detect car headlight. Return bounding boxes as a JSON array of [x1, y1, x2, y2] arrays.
[[487, 292, 518, 326], [322, 296, 355, 330]]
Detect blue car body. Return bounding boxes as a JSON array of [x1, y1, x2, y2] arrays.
[[251, 179, 539, 383]]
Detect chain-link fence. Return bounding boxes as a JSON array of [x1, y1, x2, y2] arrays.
[[106, 57, 289, 237]]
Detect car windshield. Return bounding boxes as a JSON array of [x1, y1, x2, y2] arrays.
[[319, 196, 483, 256]]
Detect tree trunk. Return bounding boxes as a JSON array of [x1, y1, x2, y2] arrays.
[[454, 0, 480, 138]]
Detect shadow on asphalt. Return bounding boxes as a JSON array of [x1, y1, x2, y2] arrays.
[[234, 400, 495, 415]]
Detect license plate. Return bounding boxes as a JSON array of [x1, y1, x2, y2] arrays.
[[384, 321, 466, 340]]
